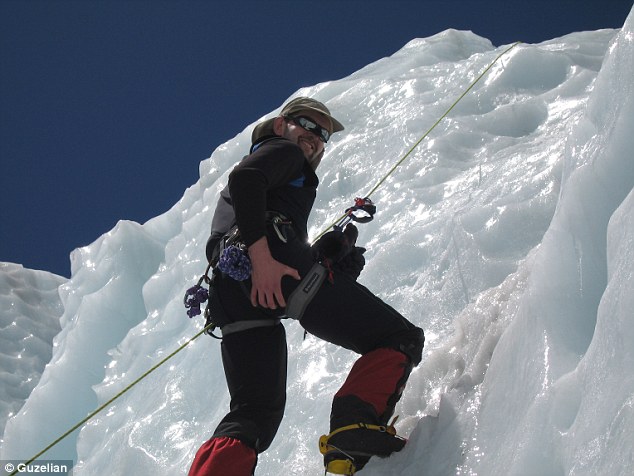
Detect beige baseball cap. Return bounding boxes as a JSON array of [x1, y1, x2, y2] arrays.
[[251, 97, 344, 144]]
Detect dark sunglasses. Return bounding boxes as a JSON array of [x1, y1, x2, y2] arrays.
[[285, 115, 331, 143]]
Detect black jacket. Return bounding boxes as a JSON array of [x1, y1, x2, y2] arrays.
[[206, 135, 318, 261]]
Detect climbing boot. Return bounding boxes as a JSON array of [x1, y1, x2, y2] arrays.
[[319, 420, 406, 474], [323, 451, 363, 476]]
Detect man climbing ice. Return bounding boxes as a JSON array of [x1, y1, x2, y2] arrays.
[[189, 97, 424, 475]]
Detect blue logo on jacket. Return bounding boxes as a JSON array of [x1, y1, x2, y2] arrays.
[[288, 175, 305, 187]]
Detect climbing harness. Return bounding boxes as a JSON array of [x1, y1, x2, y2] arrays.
[[285, 262, 330, 320], [15, 41, 521, 474], [185, 211, 297, 336], [184, 263, 282, 338], [211, 211, 292, 282]]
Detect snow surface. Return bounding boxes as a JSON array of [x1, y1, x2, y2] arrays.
[[2, 6, 634, 475]]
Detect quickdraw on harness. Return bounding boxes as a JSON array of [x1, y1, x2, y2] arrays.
[[183, 266, 211, 318], [334, 197, 376, 230], [183, 262, 222, 338]]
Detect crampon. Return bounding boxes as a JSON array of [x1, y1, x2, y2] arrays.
[[319, 419, 405, 475]]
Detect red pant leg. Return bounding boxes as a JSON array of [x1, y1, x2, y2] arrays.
[[189, 436, 257, 476], [333, 348, 411, 423]]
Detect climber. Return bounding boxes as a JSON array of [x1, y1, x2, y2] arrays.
[[189, 97, 425, 475]]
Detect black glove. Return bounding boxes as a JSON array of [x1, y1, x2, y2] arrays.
[[312, 224, 359, 263], [333, 246, 366, 280], [312, 224, 366, 280]]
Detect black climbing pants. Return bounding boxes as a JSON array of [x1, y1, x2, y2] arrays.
[[208, 225, 424, 453]]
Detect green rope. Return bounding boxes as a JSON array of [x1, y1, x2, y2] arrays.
[[11, 42, 521, 474], [9, 321, 215, 475], [313, 41, 521, 242]]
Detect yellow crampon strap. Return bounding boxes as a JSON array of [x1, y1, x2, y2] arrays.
[[319, 419, 400, 475], [325, 457, 357, 475], [319, 421, 398, 455]]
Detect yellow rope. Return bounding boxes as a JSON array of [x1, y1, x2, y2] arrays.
[[313, 41, 522, 243], [9, 321, 215, 475], [12, 42, 521, 473]]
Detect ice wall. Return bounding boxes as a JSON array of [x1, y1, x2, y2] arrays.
[[368, 12, 634, 476], [2, 7, 633, 476], [0, 263, 65, 444]]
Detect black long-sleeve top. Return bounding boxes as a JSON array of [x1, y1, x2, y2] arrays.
[[208, 136, 319, 254]]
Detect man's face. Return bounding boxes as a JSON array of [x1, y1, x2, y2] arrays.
[[280, 110, 330, 161]]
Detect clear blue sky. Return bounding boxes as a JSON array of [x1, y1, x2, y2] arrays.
[[1, 0, 631, 278]]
